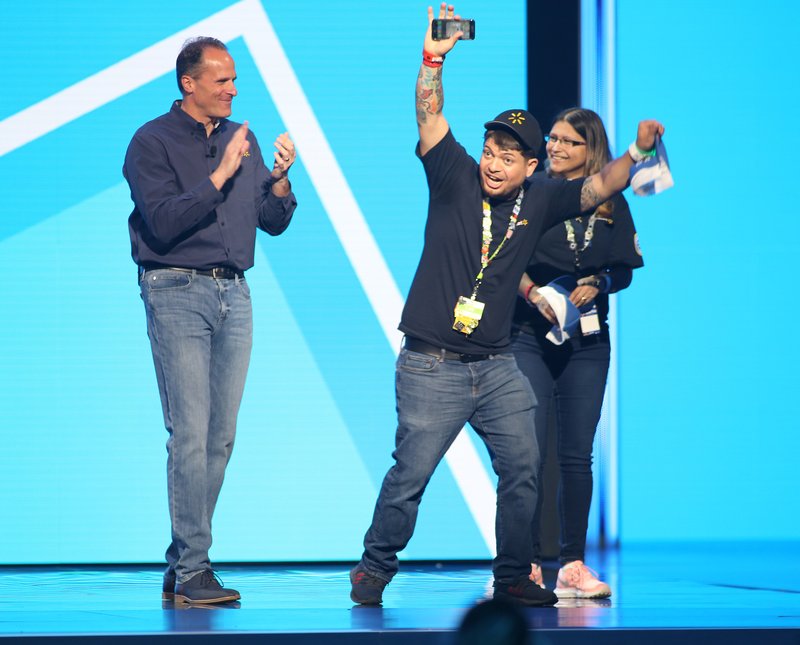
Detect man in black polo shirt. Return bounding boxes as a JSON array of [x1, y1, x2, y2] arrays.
[[123, 37, 297, 604], [349, 3, 664, 606]]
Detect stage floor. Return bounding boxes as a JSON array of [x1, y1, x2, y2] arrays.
[[1, 542, 799, 644]]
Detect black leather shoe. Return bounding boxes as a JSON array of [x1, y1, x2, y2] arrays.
[[493, 578, 558, 606], [174, 570, 240, 605]]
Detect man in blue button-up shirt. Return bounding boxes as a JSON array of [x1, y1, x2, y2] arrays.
[[123, 36, 297, 605]]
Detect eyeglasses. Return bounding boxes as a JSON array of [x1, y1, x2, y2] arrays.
[[545, 134, 586, 148]]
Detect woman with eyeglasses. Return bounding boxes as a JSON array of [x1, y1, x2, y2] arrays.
[[511, 108, 644, 599]]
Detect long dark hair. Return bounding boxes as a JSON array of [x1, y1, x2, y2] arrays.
[[550, 107, 614, 216], [550, 107, 612, 177]]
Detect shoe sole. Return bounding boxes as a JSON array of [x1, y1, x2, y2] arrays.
[[349, 591, 382, 605], [174, 593, 241, 605], [555, 587, 612, 599], [494, 590, 557, 607]]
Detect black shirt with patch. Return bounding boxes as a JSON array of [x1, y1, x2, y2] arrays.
[[399, 129, 583, 354]]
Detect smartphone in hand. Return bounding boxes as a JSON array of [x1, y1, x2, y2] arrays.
[[432, 19, 475, 40]]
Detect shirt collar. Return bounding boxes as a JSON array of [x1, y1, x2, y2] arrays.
[[170, 100, 225, 137]]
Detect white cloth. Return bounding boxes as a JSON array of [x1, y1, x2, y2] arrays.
[[537, 278, 580, 345], [630, 136, 674, 196]]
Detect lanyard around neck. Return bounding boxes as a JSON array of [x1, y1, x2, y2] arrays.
[[564, 209, 613, 270], [565, 214, 598, 253], [471, 187, 525, 298]]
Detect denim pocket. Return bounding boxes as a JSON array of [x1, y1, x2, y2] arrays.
[[145, 270, 192, 292], [236, 277, 251, 300], [398, 349, 438, 372]]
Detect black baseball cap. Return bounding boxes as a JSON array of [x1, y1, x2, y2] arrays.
[[483, 110, 543, 153]]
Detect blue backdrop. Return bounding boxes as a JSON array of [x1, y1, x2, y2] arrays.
[[615, 0, 800, 541], [1, 0, 797, 565], [0, 0, 524, 564]]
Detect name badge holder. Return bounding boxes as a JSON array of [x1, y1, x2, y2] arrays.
[[579, 305, 601, 336], [453, 188, 525, 335]]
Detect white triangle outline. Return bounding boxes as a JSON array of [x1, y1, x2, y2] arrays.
[[0, 0, 497, 557]]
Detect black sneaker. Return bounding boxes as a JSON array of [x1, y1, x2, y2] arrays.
[[493, 578, 558, 607], [162, 569, 176, 601], [174, 569, 241, 605], [349, 566, 388, 605]]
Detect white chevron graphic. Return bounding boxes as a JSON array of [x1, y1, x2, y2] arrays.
[[0, 0, 498, 556]]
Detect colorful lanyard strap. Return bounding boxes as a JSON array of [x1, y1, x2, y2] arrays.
[[471, 186, 525, 298]]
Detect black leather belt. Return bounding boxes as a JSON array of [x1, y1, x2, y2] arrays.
[[403, 336, 491, 363], [139, 265, 242, 279]]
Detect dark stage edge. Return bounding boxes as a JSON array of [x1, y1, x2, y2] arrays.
[[1, 543, 799, 644]]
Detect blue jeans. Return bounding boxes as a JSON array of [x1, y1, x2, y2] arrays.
[[510, 329, 610, 565], [139, 269, 252, 583], [359, 348, 540, 583]]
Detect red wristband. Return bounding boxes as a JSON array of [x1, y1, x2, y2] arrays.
[[524, 283, 537, 302], [422, 48, 444, 68]]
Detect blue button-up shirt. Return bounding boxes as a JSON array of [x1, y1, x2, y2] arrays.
[[124, 101, 297, 271]]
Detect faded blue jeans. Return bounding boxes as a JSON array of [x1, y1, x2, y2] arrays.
[[359, 347, 541, 583], [140, 268, 252, 583]]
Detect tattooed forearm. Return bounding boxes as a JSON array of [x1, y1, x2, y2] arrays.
[[580, 177, 601, 211], [416, 66, 443, 124]]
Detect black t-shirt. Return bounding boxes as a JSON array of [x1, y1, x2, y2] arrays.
[[512, 190, 644, 337], [399, 129, 583, 354]]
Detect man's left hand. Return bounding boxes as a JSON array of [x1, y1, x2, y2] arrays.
[[271, 132, 296, 179]]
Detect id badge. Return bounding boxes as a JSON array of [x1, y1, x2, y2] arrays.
[[579, 304, 600, 336], [453, 296, 485, 335]]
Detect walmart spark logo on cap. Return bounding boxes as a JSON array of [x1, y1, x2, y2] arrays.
[[484, 109, 543, 152]]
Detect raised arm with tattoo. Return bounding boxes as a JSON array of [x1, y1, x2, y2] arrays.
[[417, 3, 463, 155]]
